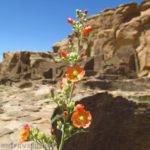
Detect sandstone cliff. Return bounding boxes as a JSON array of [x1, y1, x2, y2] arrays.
[[53, 1, 150, 78], [0, 51, 66, 84], [0, 1, 150, 83]]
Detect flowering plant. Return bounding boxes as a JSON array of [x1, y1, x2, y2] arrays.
[[19, 9, 92, 150]]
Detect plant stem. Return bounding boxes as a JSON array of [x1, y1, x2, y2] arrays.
[[69, 82, 74, 102], [33, 138, 48, 150], [77, 37, 81, 53], [77, 28, 81, 53], [58, 125, 65, 150]]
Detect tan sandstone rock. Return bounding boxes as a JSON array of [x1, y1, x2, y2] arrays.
[[52, 1, 150, 78]]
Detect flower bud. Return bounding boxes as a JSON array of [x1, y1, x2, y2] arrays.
[[51, 127, 55, 135], [76, 9, 82, 18], [57, 121, 62, 130], [86, 26, 92, 32], [84, 9, 88, 15], [54, 58, 60, 63], [24, 124, 30, 130], [68, 126, 73, 132], [67, 18, 75, 24], [37, 132, 45, 140], [60, 50, 67, 58], [82, 28, 87, 37], [63, 111, 68, 116], [32, 128, 39, 137], [67, 101, 75, 110], [50, 86, 55, 97], [82, 26, 92, 37], [76, 104, 85, 111]]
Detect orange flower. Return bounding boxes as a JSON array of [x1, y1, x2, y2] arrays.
[[71, 104, 92, 128], [20, 124, 30, 144], [60, 50, 67, 58], [82, 26, 92, 37], [65, 65, 85, 82]]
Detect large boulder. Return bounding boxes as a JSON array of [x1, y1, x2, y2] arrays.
[[62, 93, 150, 150]]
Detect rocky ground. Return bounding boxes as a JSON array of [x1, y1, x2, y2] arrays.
[[0, 81, 57, 150], [0, 79, 97, 150], [0, 77, 149, 150]]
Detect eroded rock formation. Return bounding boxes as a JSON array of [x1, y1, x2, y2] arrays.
[[0, 51, 65, 84], [0, 1, 150, 83], [53, 1, 150, 78]]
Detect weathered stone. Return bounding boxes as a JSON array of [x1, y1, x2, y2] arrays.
[[23, 106, 41, 112], [0, 108, 4, 114], [41, 79, 57, 85], [20, 115, 41, 122], [0, 128, 13, 137], [51, 1, 150, 78], [0, 51, 65, 83], [0, 134, 12, 146], [0, 115, 12, 121], [5, 120, 23, 130], [34, 121, 52, 135], [18, 81, 33, 89], [53, 93, 150, 150], [140, 0, 150, 11], [0, 77, 13, 86], [7, 111, 29, 118]]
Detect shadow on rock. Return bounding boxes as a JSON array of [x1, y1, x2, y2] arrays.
[[53, 92, 150, 150]]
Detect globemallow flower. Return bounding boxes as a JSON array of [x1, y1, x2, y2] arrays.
[[71, 104, 92, 128], [65, 65, 85, 82]]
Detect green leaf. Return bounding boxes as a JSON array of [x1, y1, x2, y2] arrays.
[[51, 114, 62, 124]]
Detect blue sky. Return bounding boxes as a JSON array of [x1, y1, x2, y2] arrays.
[[0, 0, 143, 62]]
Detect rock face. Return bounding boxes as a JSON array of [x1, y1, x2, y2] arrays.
[[0, 1, 150, 82], [0, 51, 65, 83], [53, 1, 150, 78]]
